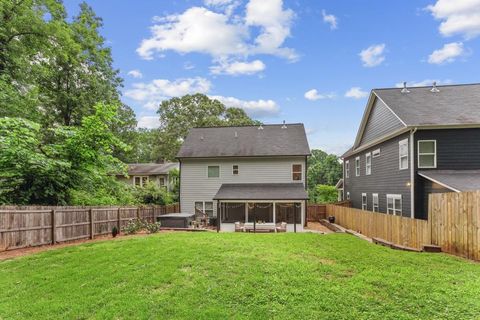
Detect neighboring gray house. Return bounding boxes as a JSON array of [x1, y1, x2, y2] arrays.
[[341, 83, 480, 219], [177, 123, 310, 232], [117, 163, 179, 191]]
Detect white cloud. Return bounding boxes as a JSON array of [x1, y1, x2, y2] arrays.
[[428, 42, 464, 64], [137, 0, 297, 67], [124, 77, 212, 110], [427, 0, 480, 39], [210, 59, 265, 75], [137, 116, 160, 129], [210, 95, 279, 117], [127, 69, 143, 78], [204, 0, 235, 6], [322, 10, 337, 30], [395, 79, 452, 88], [359, 44, 386, 67], [304, 89, 335, 101], [345, 87, 368, 99]]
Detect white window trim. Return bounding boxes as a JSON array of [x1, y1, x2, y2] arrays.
[[207, 165, 220, 178], [355, 157, 360, 177], [372, 193, 379, 212], [133, 176, 149, 187], [365, 152, 372, 175], [292, 163, 303, 181], [232, 164, 239, 175], [386, 194, 402, 216], [345, 160, 350, 179], [372, 149, 381, 158], [417, 140, 437, 169], [195, 201, 214, 217], [362, 193, 367, 210], [399, 138, 409, 170]]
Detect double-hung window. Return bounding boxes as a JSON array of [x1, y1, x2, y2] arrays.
[[372, 193, 379, 212], [345, 160, 350, 178], [232, 165, 239, 175], [355, 157, 360, 176], [207, 165, 220, 178], [365, 152, 372, 175], [292, 164, 302, 181], [399, 139, 409, 170], [387, 194, 402, 216], [362, 193, 367, 210], [134, 176, 148, 187], [195, 201, 214, 217], [418, 140, 437, 168]]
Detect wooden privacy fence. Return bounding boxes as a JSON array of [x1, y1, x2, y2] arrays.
[[327, 191, 480, 261], [307, 201, 350, 222], [0, 204, 179, 251]]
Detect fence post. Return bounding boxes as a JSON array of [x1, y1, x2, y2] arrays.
[[51, 210, 56, 245], [89, 208, 94, 239], [137, 207, 140, 220], [117, 208, 121, 231]]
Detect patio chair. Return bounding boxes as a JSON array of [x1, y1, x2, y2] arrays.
[[235, 222, 245, 232], [276, 222, 287, 233]]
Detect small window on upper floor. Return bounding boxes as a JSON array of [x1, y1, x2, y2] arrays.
[[355, 157, 360, 176], [399, 139, 409, 170], [232, 165, 239, 175], [365, 153, 372, 175], [207, 165, 220, 178], [418, 140, 437, 168], [292, 164, 302, 181], [345, 160, 350, 179]]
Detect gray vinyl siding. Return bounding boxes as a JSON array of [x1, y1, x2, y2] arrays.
[[344, 132, 411, 217], [413, 128, 480, 218], [359, 98, 405, 146], [180, 157, 306, 216]]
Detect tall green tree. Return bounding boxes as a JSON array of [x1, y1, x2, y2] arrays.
[[307, 149, 342, 187], [155, 94, 259, 160]]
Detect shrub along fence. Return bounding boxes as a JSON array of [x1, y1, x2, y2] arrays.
[[326, 191, 480, 261], [0, 204, 179, 251]]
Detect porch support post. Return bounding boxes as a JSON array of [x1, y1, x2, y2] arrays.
[[217, 201, 220, 233], [245, 202, 248, 223], [273, 201, 276, 232], [294, 204, 297, 233]]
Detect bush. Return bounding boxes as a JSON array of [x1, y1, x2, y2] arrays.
[[208, 217, 217, 226], [145, 222, 161, 234], [112, 226, 119, 237], [134, 182, 174, 205], [122, 218, 146, 235]]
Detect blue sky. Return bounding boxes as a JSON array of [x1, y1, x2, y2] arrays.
[[64, 0, 480, 155]]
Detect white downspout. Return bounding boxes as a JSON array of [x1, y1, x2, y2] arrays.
[[410, 127, 417, 218]]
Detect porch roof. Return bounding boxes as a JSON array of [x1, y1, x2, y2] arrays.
[[418, 170, 480, 192], [213, 183, 309, 200]]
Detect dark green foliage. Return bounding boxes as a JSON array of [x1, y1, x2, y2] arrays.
[[133, 182, 174, 205], [309, 184, 338, 204], [307, 149, 343, 187], [111, 226, 118, 237]]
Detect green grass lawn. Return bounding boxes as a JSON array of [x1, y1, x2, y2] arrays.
[[1, 233, 480, 320]]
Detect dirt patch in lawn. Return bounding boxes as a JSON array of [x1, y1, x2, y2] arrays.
[[305, 222, 333, 234]]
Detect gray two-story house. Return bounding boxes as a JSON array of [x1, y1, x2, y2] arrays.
[[177, 123, 310, 231], [342, 83, 480, 219]]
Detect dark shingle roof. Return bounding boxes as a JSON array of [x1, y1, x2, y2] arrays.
[[125, 163, 179, 175], [213, 183, 309, 200], [177, 124, 310, 158], [418, 170, 480, 192], [374, 83, 480, 126]]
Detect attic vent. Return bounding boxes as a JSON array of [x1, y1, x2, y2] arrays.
[[430, 81, 440, 93], [401, 82, 410, 93], [281, 120, 287, 129], [258, 124, 264, 130]]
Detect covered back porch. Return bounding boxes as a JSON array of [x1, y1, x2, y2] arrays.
[[213, 183, 308, 232]]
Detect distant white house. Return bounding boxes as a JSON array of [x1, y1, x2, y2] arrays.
[[116, 163, 179, 191], [176, 123, 310, 232]]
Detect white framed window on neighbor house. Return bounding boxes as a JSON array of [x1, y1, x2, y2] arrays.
[[355, 157, 360, 176], [365, 152, 372, 175], [159, 177, 166, 188], [232, 165, 239, 175], [195, 201, 214, 217], [346, 192, 350, 200], [207, 165, 220, 178], [372, 193, 379, 212], [292, 164, 303, 181], [399, 138, 409, 170], [134, 176, 149, 187], [386, 194, 402, 216], [362, 193, 367, 210], [345, 160, 350, 178], [418, 140, 437, 168], [372, 149, 381, 158]]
